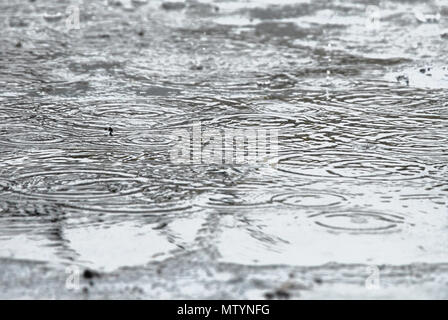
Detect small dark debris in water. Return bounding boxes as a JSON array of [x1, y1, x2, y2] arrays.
[[89, 280, 94, 286], [314, 277, 323, 284], [105, 127, 113, 136], [264, 292, 274, 300], [161, 2, 186, 11], [153, 222, 168, 230], [82, 287, 89, 294], [214, 6, 219, 12], [275, 289, 291, 299], [441, 33, 448, 39], [264, 289, 291, 300], [15, 42, 22, 48], [107, 184, 120, 193], [83, 269, 101, 279], [418, 67, 433, 76], [138, 30, 144, 37], [190, 64, 203, 71], [396, 75, 409, 86], [418, 67, 432, 76]]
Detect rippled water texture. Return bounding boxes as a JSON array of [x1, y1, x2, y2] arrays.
[[0, 0, 447, 276]]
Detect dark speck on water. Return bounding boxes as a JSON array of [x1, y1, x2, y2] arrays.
[[275, 289, 291, 299], [0, 0, 448, 300], [314, 277, 323, 285], [264, 289, 291, 300], [153, 222, 168, 230], [105, 127, 113, 136], [83, 269, 101, 279]]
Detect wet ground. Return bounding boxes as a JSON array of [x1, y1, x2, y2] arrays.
[[0, 0, 447, 299]]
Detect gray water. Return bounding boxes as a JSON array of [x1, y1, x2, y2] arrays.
[[0, 0, 447, 278]]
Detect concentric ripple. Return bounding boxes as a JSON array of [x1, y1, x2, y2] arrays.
[[194, 192, 272, 209], [70, 103, 169, 129], [38, 102, 181, 136], [272, 192, 346, 207], [120, 132, 176, 148], [310, 211, 406, 233], [0, 132, 65, 146], [62, 200, 194, 217], [0, 106, 33, 124], [377, 131, 448, 156], [277, 152, 428, 180], [207, 113, 301, 130], [11, 169, 148, 201]]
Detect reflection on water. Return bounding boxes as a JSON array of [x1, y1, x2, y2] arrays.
[[0, 0, 447, 272]]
